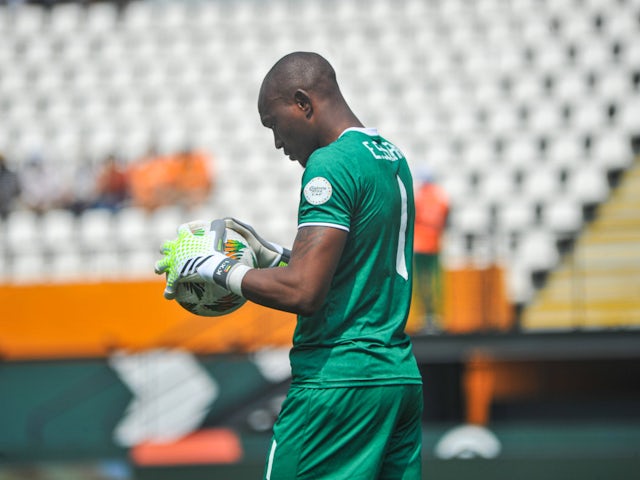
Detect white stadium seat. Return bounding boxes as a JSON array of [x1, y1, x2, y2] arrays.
[[517, 229, 560, 273], [41, 209, 77, 254], [591, 131, 634, 172], [78, 209, 115, 253], [5, 210, 41, 254], [519, 166, 563, 204], [566, 164, 611, 205], [543, 195, 584, 237], [496, 200, 537, 235], [448, 201, 492, 238]]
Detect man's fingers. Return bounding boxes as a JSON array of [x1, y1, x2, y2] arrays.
[[163, 271, 178, 299], [154, 257, 170, 274], [160, 239, 175, 255]]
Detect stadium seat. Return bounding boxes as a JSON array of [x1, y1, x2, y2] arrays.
[[9, 251, 47, 284], [528, 100, 565, 136], [565, 163, 611, 205], [121, 249, 158, 279], [114, 207, 151, 253], [618, 97, 640, 136], [554, 70, 591, 103], [543, 195, 585, 237], [12, 5, 45, 38], [476, 168, 518, 206], [87, 250, 121, 279], [461, 138, 496, 173], [78, 209, 115, 254], [41, 209, 77, 254], [516, 229, 560, 273], [495, 199, 537, 235], [5, 210, 41, 255], [49, 251, 83, 282], [519, 165, 563, 204], [571, 98, 609, 134], [591, 131, 634, 172], [449, 201, 492, 237], [546, 133, 585, 171], [49, 2, 82, 36], [149, 206, 185, 247], [596, 68, 634, 103], [84, 2, 118, 34], [505, 261, 536, 305], [440, 174, 473, 208]]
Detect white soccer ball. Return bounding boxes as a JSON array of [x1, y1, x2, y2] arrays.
[[174, 227, 257, 317]]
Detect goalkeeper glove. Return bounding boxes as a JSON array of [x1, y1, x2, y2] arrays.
[[154, 219, 251, 298], [224, 217, 291, 268]]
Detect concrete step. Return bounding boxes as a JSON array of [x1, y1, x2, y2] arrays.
[[523, 158, 640, 331]]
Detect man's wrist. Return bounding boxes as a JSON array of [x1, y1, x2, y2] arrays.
[[226, 264, 250, 296], [197, 255, 250, 296]]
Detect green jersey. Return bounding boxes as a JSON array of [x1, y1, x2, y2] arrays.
[[291, 128, 422, 387]]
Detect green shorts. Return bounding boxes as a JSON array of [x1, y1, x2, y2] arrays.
[[263, 384, 423, 480]]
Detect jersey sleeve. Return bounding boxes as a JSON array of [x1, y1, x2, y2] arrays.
[[297, 150, 356, 232]]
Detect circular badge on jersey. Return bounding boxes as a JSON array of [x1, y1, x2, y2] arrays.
[[304, 176, 333, 205]]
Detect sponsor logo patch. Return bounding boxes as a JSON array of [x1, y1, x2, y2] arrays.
[[304, 177, 332, 205]]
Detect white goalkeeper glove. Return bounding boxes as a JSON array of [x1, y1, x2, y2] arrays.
[[154, 219, 251, 299], [224, 217, 291, 268]]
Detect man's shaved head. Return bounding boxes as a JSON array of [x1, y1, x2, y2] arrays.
[[259, 52, 340, 106], [258, 51, 363, 166]]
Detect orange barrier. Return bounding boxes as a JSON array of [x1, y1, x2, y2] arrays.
[[442, 265, 514, 333], [0, 280, 295, 360], [0, 265, 512, 360], [131, 428, 243, 466]]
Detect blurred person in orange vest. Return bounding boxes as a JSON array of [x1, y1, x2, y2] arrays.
[[128, 145, 173, 211], [413, 167, 449, 332], [172, 146, 215, 210]]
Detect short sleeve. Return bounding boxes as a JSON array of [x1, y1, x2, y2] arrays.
[[297, 150, 356, 232]]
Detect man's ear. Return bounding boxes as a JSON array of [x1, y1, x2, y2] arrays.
[[294, 89, 313, 119]]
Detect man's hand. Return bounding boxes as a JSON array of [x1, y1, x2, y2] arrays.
[[154, 219, 226, 299], [155, 219, 251, 299], [224, 217, 291, 268]]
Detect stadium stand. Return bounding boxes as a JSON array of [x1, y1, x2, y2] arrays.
[[0, 0, 638, 321]]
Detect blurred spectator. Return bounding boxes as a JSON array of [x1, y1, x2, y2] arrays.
[[93, 154, 130, 211], [128, 146, 214, 211], [19, 154, 66, 215], [64, 162, 99, 215], [0, 152, 21, 220], [127, 146, 172, 211], [413, 168, 449, 332], [172, 147, 214, 209]]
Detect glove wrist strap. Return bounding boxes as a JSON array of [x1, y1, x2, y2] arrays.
[[197, 257, 250, 296]]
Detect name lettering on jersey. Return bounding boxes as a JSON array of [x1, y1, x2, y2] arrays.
[[362, 141, 403, 161]]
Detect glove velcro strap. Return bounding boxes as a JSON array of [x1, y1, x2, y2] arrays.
[[211, 257, 238, 287], [197, 255, 251, 296]]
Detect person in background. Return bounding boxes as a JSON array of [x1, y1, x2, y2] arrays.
[[93, 154, 130, 211], [127, 146, 170, 211], [413, 167, 449, 332], [0, 152, 21, 220], [172, 147, 214, 211], [19, 153, 66, 215]]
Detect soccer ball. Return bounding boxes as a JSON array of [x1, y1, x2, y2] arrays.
[[174, 228, 257, 317]]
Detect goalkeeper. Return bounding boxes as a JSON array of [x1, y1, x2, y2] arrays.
[[156, 52, 423, 479]]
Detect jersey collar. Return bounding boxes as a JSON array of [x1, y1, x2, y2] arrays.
[[339, 127, 379, 138]]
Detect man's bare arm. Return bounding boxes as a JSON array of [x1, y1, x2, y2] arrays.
[[240, 225, 348, 316]]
